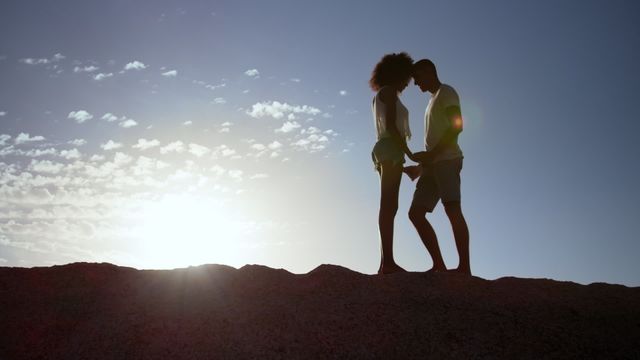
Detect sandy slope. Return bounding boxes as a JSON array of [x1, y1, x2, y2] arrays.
[[0, 262, 638, 359]]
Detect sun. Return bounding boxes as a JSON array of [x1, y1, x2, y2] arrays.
[[128, 193, 244, 269]]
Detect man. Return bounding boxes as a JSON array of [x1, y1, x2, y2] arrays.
[[404, 59, 471, 275]]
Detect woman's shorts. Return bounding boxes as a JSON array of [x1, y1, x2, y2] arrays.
[[371, 137, 405, 172]]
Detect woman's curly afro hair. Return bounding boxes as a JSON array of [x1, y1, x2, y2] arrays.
[[369, 52, 414, 91]]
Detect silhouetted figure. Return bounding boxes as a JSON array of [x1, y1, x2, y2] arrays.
[[369, 53, 418, 275], [404, 59, 471, 275]]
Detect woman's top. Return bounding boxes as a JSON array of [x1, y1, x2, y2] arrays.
[[372, 86, 411, 141]]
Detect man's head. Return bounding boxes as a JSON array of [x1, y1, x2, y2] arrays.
[[412, 59, 439, 93]]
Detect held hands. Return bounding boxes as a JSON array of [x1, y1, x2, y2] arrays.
[[403, 165, 422, 181], [411, 151, 435, 165], [404, 151, 434, 181]]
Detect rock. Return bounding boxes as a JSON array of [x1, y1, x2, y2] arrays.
[[0, 262, 638, 359]]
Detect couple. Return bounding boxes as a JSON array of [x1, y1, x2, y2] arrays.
[[370, 53, 471, 276]]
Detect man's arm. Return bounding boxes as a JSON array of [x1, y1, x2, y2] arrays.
[[414, 105, 462, 164]]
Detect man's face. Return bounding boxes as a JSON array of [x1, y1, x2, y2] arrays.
[[412, 70, 431, 93]]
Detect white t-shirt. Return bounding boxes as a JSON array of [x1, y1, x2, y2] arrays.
[[372, 86, 411, 141], [425, 83, 463, 162]]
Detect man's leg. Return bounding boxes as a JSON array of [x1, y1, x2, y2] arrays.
[[409, 204, 446, 271], [443, 201, 470, 275]]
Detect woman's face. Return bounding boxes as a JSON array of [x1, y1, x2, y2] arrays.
[[397, 78, 410, 93]]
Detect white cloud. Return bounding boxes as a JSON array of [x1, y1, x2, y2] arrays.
[[339, 90, 348, 96], [21, 58, 49, 65], [250, 173, 269, 179], [113, 152, 133, 166], [101, 140, 123, 151], [212, 144, 237, 158], [228, 169, 243, 181], [119, 119, 138, 128], [291, 134, 329, 153], [275, 121, 301, 133], [290, 78, 301, 82], [124, 61, 147, 71], [68, 110, 93, 124], [60, 148, 81, 159], [132, 156, 169, 175], [301, 126, 320, 134], [162, 70, 177, 77], [213, 97, 226, 104], [101, 113, 118, 122], [210, 165, 226, 176], [93, 73, 113, 81], [160, 141, 185, 154], [90, 154, 105, 162], [24, 148, 57, 157], [67, 139, 87, 146], [310, 134, 329, 142], [251, 143, 266, 151], [183, 121, 192, 126], [0, 111, 6, 116], [29, 159, 64, 174], [0, 134, 11, 145], [205, 83, 226, 90], [132, 138, 160, 150], [74, 65, 99, 73], [188, 143, 210, 157], [0, 145, 15, 156], [219, 121, 232, 133], [268, 141, 283, 150], [244, 69, 259, 77], [247, 101, 321, 119], [15, 133, 45, 145], [19, 53, 63, 65]]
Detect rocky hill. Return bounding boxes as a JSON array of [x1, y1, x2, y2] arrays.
[[0, 262, 638, 359]]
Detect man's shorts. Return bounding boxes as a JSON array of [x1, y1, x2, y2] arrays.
[[412, 157, 463, 212]]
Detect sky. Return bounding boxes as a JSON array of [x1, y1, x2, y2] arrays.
[[1, 0, 639, 286]]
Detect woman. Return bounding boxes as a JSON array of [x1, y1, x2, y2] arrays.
[[370, 52, 417, 274]]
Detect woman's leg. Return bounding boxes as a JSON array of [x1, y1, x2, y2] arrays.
[[378, 160, 406, 274]]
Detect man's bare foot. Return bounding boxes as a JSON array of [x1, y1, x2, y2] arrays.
[[448, 267, 472, 276], [377, 264, 408, 275], [425, 266, 447, 273]]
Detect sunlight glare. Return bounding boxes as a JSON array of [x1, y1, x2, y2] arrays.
[[129, 193, 243, 269]]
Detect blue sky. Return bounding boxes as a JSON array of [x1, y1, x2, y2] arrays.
[[1, 0, 639, 286]]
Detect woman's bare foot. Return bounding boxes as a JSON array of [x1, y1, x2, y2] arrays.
[[377, 263, 408, 275]]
